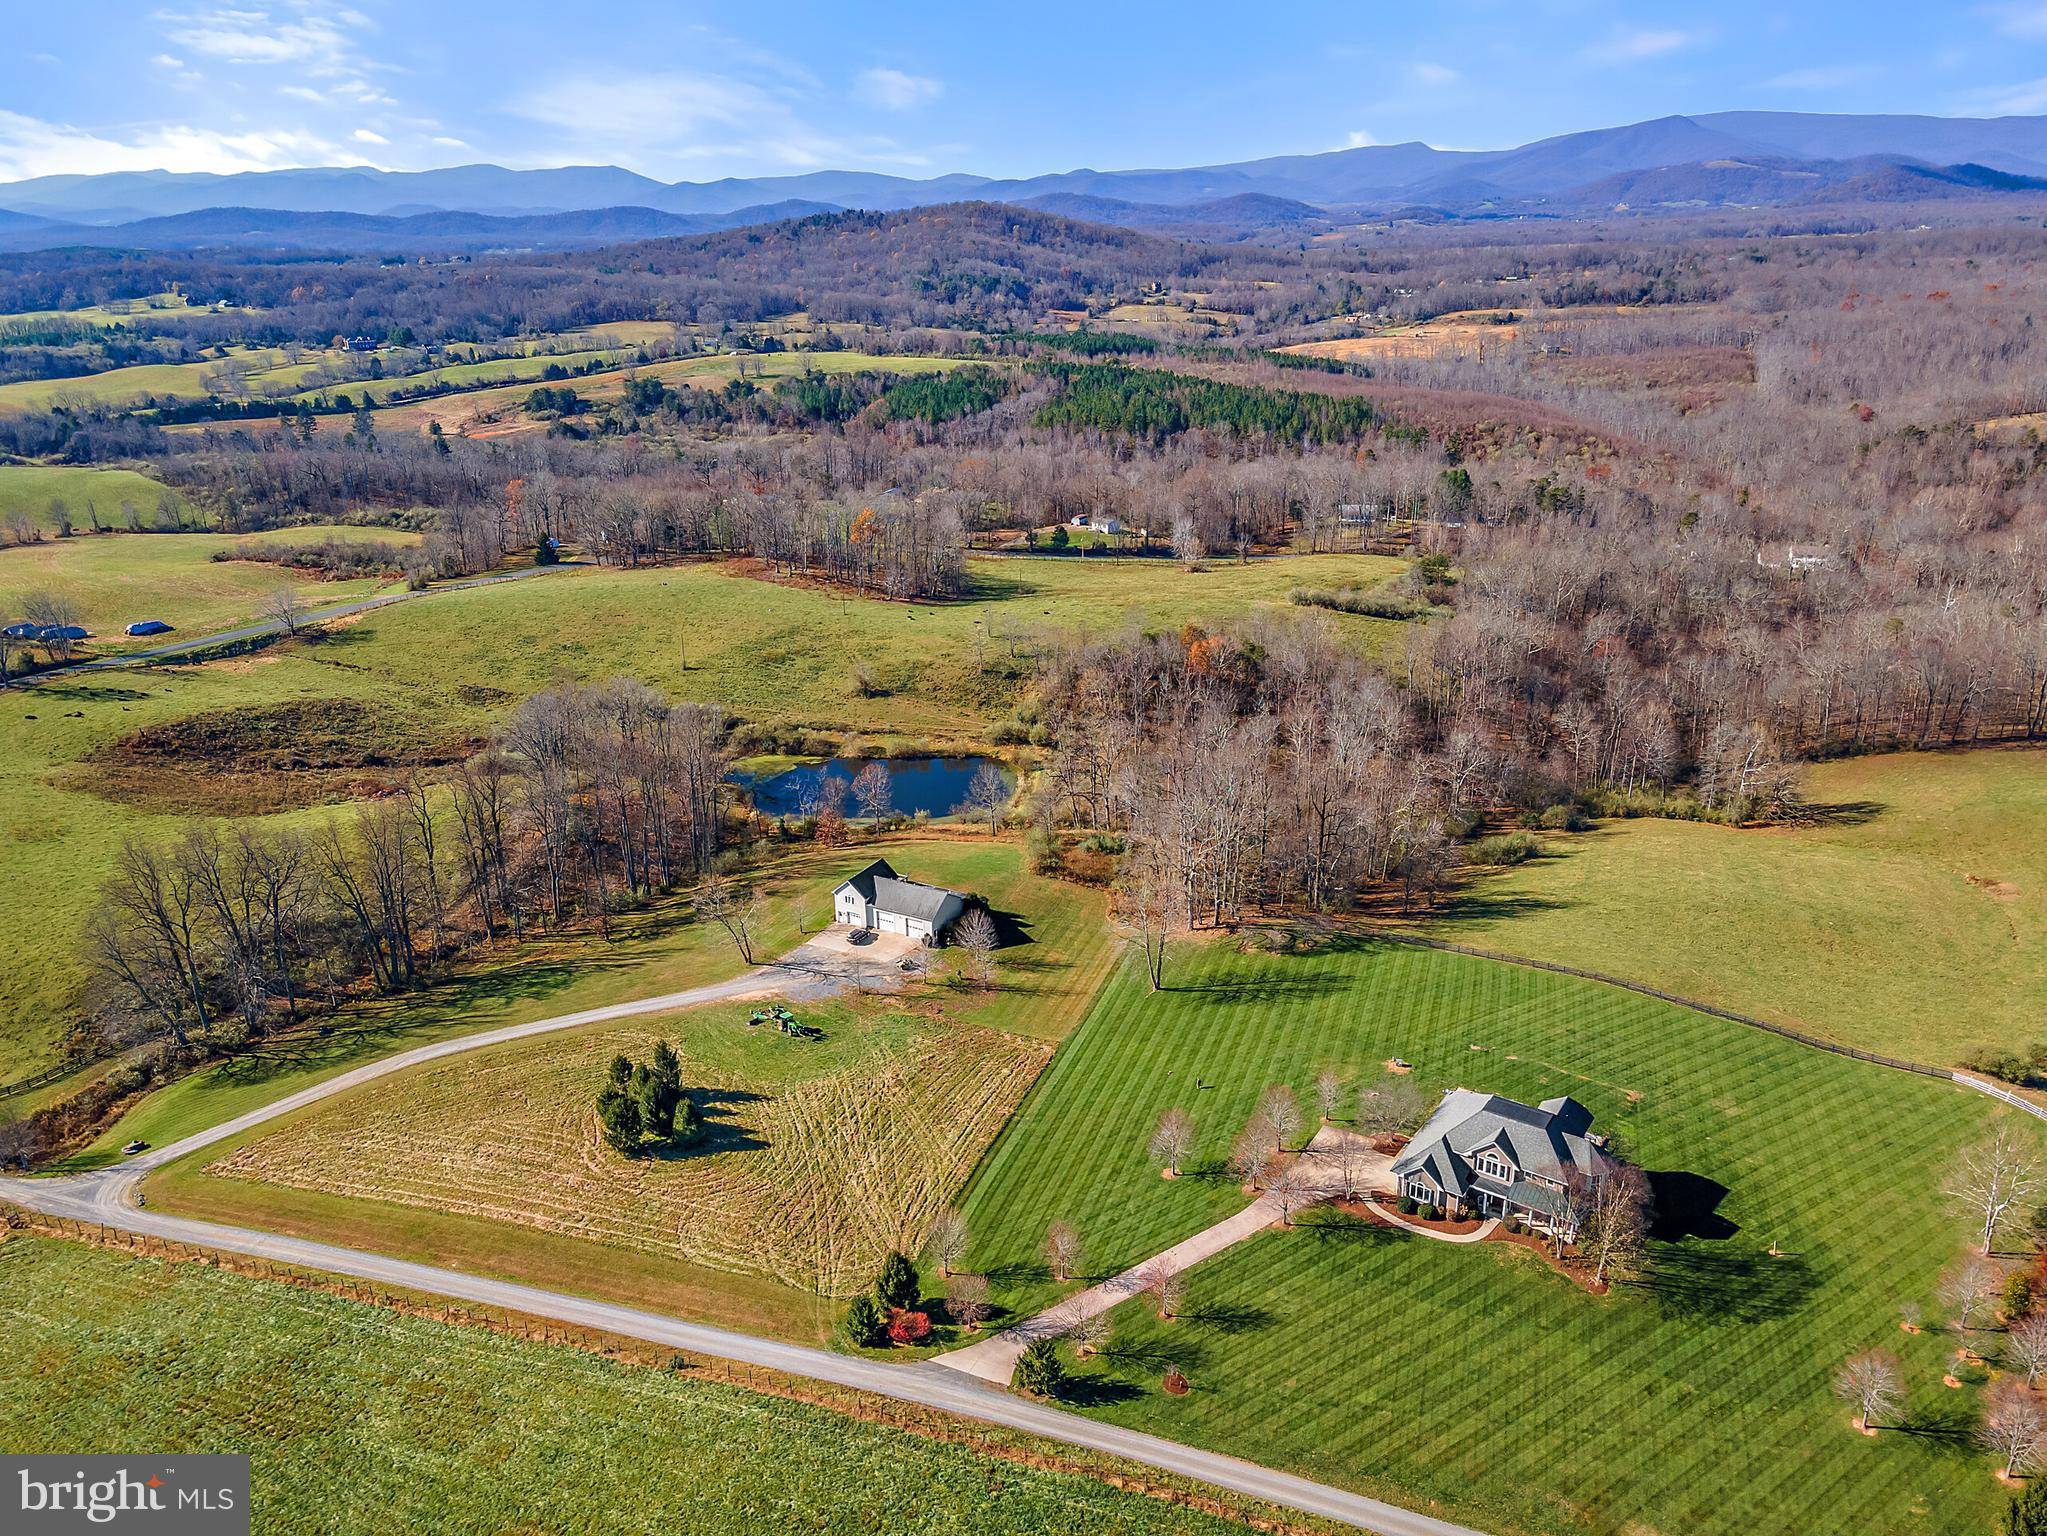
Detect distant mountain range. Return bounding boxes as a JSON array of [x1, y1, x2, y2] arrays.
[[5, 111, 2047, 252]]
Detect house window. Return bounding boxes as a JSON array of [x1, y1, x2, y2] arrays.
[[1474, 1151, 1511, 1181]]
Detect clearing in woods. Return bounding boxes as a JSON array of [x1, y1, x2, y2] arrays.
[[0, 463, 192, 532], [1407, 747, 2047, 1064], [0, 1238, 1273, 1536], [0, 524, 420, 650]]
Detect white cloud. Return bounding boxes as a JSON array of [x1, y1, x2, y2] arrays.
[[1983, 3, 2047, 40], [853, 67, 941, 111], [1958, 75, 2047, 115], [279, 85, 324, 103], [1408, 61, 1459, 88], [151, 53, 185, 69], [352, 128, 387, 144], [0, 108, 341, 179], [509, 68, 922, 174], [1588, 28, 1699, 64], [159, 5, 361, 68], [1765, 64, 1880, 91], [430, 135, 468, 148]]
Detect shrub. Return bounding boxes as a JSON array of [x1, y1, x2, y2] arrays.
[[1025, 827, 1061, 875], [1398, 1196, 1418, 1216], [1421, 1204, 1439, 1222], [1966, 1049, 2033, 1086], [2008, 1271, 2037, 1321], [1288, 585, 1429, 620], [1537, 803, 1591, 832], [1464, 831, 1541, 867], [886, 1308, 933, 1346], [841, 1294, 886, 1348], [875, 1250, 921, 1311], [1078, 831, 1125, 855], [1013, 1337, 1066, 1397]]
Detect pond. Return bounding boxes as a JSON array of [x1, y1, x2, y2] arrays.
[[733, 756, 1007, 819]]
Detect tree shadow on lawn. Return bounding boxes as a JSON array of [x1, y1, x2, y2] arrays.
[[1098, 1335, 1211, 1374], [1175, 1300, 1275, 1336], [1417, 884, 1571, 926], [1895, 1401, 1979, 1456], [1169, 972, 1352, 1006], [982, 907, 1036, 951], [667, 1086, 768, 1156], [1791, 799, 1887, 829], [1055, 1372, 1145, 1408], [1293, 1208, 1404, 1248], [1631, 1243, 1818, 1324]]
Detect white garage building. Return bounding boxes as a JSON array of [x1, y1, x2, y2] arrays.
[[832, 859, 968, 945]]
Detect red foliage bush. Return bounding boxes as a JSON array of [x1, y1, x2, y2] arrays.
[[886, 1308, 932, 1346]]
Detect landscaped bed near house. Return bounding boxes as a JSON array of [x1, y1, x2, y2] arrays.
[[954, 934, 2037, 1536]]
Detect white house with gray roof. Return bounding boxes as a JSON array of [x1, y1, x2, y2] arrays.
[[1390, 1089, 1613, 1239], [832, 859, 968, 945]]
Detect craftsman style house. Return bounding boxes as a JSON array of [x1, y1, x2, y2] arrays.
[[1390, 1089, 1613, 1239]]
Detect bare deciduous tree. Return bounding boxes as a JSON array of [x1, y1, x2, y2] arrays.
[[850, 760, 893, 821], [1258, 1084, 1302, 1152], [1147, 1106, 1195, 1177], [694, 874, 762, 964], [1357, 1075, 1426, 1139], [952, 906, 998, 988], [1228, 1113, 1273, 1189], [1068, 1312, 1111, 1357], [925, 1208, 969, 1277], [1574, 1164, 1652, 1286], [1941, 1255, 2003, 1332], [1044, 1219, 1082, 1284], [1832, 1349, 1903, 1433], [947, 1271, 991, 1333], [957, 762, 1010, 836], [1314, 1066, 1344, 1123], [2009, 1311, 2047, 1388], [261, 585, 308, 637], [1981, 1379, 2047, 1477], [1946, 1127, 2039, 1255]]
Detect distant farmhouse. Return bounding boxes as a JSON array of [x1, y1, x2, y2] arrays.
[[832, 859, 968, 945], [1391, 1090, 1614, 1239]]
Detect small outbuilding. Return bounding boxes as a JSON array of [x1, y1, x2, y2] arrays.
[[832, 858, 968, 945]]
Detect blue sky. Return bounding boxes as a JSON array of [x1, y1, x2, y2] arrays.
[[7, 2, 2047, 184]]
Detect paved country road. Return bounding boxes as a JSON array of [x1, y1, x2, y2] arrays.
[[0, 937, 1485, 1536], [14, 559, 580, 682]]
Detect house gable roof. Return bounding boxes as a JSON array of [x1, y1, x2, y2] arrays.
[[1391, 1088, 1608, 1205], [834, 860, 964, 925]]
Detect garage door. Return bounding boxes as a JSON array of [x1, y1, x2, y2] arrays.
[[878, 912, 909, 936]]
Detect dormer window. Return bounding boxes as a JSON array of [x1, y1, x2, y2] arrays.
[[1474, 1149, 1513, 1182]]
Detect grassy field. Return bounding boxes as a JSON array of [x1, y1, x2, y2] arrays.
[[366, 348, 973, 438], [0, 525, 416, 648], [0, 1237, 1270, 1536], [956, 936, 2030, 1536], [1409, 749, 2047, 1065], [0, 344, 348, 412], [0, 463, 191, 532], [0, 292, 220, 328], [145, 840, 1111, 1327], [0, 554, 1398, 1081], [290, 345, 640, 406]]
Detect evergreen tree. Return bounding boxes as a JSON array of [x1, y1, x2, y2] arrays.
[[1014, 1337, 1065, 1397], [841, 1293, 886, 1348], [875, 1250, 921, 1311], [2009, 1479, 2047, 1536], [596, 1084, 643, 1156]]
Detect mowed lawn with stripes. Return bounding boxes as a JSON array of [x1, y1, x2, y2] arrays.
[[956, 936, 2026, 1536]]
